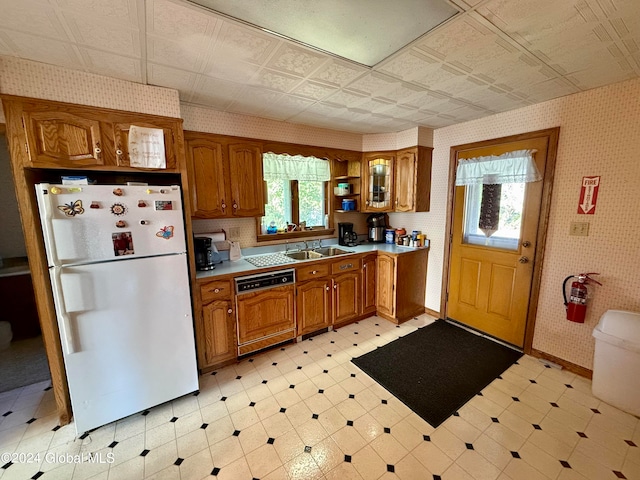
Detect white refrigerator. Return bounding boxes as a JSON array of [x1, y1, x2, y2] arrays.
[[35, 183, 198, 435]]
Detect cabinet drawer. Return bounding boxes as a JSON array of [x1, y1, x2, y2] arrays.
[[200, 280, 232, 302], [331, 257, 361, 274], [296, 263, 330, 282]]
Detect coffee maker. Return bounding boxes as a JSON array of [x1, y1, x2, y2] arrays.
[[194, 236, 217, 271], [367, 213, 387, 243], [338, 222, 357, 247]]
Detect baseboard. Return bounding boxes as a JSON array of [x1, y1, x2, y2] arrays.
[[424, 307, 441, 318], [530, 348, 593, 379]]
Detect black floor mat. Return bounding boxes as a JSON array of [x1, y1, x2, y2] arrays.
[[352, 320, 522, 427]]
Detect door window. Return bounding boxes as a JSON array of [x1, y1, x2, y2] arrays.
[[462, 182, 526, 251]]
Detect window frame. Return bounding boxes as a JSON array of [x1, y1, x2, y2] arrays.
[[256, 179, 334, 242]]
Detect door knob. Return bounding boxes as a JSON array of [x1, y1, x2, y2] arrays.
[[522, 241, 531, 248], [519, 256, 529, 264]]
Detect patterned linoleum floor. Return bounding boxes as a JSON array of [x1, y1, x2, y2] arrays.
[[1, 314, 639, 480]]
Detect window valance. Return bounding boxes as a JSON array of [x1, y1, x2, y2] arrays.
[[455, 149, 541, 186], [263, 153, 331, 182]]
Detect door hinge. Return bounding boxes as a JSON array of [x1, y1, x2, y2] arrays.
[[450, 232, 453, 242], [446, 291, 449, 301], [21, 117, 25, 129], [25, 142, 29, 154]]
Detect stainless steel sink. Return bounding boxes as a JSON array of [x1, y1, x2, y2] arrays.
[[313, 247, 353, 256], [284, 250, 324, 260]]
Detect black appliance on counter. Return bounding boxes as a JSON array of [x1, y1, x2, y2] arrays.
[[194, 236, 216, 271], [367, 213, 387, 243], [338, 222, 358, 247]]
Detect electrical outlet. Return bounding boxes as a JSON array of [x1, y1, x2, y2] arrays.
[[570, 222, 590, 236], [227, 227, 240, 240]]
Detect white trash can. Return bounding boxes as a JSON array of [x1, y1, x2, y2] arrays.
[[592, 310, 640, 416]]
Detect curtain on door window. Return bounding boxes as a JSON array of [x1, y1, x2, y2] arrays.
[[456, 149, 541, 246]]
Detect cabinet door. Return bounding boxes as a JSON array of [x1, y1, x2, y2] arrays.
[[333, 272, 360, 325], [201, 300, 236, 366], [395, 149, 416, 212], [228, 143, 265, 217], [297, 279, 331, 335], [361, 254, 377, 315], [236, 285, 295, 344], [112, 122, 177, 170], [376, 254, 396, 317], [362, 153, 394, 212], [186, 138, 229, 218], [23, 111, 104, 167]]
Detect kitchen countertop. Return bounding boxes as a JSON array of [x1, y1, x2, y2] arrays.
[[196, 242, 428, 280]]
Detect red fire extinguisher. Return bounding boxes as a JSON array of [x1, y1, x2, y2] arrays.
[[562, 273, 602, 323]]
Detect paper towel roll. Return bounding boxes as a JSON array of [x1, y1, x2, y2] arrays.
[[199, 231, 226, 242]]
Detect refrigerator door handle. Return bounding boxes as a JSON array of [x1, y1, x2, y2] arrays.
[[39, 188, 61, 266], [50, 267, 75, 355]]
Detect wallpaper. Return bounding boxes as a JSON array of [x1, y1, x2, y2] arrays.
[[409, 77, 640, 370], [0, 56, 181, 118]]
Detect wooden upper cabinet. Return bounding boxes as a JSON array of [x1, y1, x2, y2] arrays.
[[185, 132, 266, 219], [362, 153, 395, 212], [23, 110, 104, 167], [8, 96, 183, 172], [228, 143, 265, 217], [395, 147, 432, 212], [186, 137, 228, 218], [112, 121, 177, 170]]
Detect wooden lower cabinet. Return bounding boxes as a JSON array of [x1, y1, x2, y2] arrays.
[[201, 299, 236, 367], [376, 249, 428, 323], [296, 279, 332, 336], [333, 272, 360, 326], [361, 254, 377, 315]]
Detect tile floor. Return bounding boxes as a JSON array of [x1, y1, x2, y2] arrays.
[[1, 315, 639, 480]]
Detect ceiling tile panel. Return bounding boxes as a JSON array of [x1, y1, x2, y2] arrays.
[[308, 59, 367, 87], [414, 16, 493, 60], [253, 69, 302, 93], [267, 44, 327, 77], [259, 94, 315, 121], [376, 50, 440, 82], [343, 72, 398, 96], [290, 81, 338, 101], [147, 35, 205, 72], [147, 63, 198, 96], [227, 85, 283, 114], [375, 82, 427, 104], [202, 58, 260, 83], [63, 15, 141, 57], [189, 75, 244, 110], [0, 1, 70, 41], [78, 48, 142, 83], [5, 31, 83, 70], [322, 90, 368, 108], [147, 0, 213, 38], [213, 21, 280, 66], [523, 78, 580, 102], [57, 0, 139, 26]]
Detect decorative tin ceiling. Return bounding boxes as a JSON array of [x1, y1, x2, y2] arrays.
[[0, 0, 638, 133]]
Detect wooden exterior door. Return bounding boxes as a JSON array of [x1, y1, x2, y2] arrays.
[[228, 143, 265, 217], [23, 111, 103, 167], [201, 300, 236, 366], [297, 279, 331, 335], [376, 254, 396, 317], [447, 130, 558, 347], [186, 137, 228, 217]]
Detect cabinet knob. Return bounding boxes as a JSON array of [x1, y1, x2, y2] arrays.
[[312, 270, 317, 275], [221, 202, 227, 209], [326, 286, 330, 291], [232, 202, 238, 210], [519, 256, 529, 264], [214, 288, 220, 293], [227, 308, 233, 314], [116, 149, 123, 156], [94, 144, 102, 157], [333, 284, 337, 289]]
